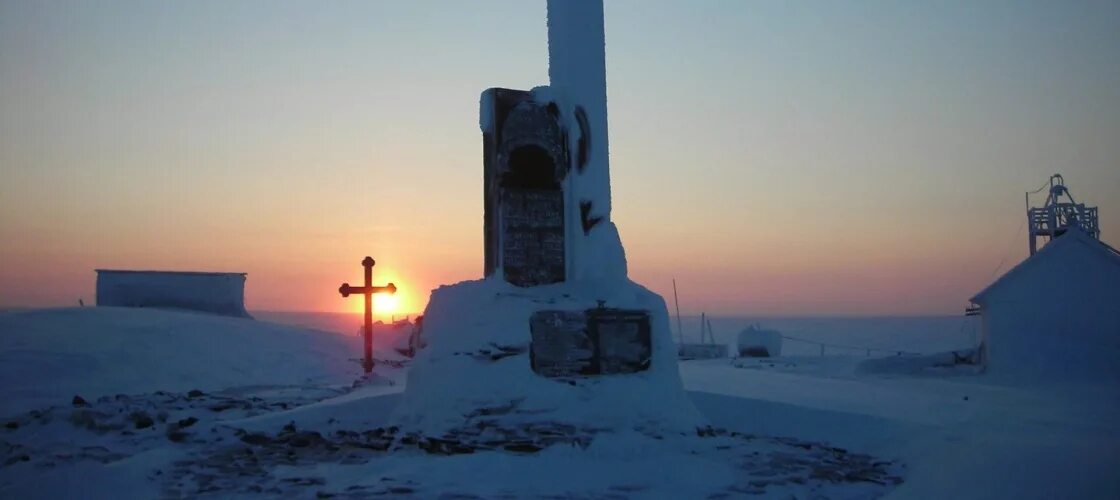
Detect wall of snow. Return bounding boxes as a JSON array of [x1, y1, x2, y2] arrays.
[[96, 270, 251, 318], [975, 235, 1120, 385]]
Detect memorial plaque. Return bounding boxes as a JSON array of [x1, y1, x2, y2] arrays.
[[530, 310, 595, 377], [588, 309, 652, 374], [502, 189, 565, 287], [530, 308, 651, 377], [481, 88, 570, 288]]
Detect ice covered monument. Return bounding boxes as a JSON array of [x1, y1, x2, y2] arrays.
[[969, 175, 1119, 385], [392, 0, 704, 439], [96, 269, 252, 318]]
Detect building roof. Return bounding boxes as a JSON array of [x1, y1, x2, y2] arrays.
[[971, 227, 1120, 305], [96, 269, 247, 277]]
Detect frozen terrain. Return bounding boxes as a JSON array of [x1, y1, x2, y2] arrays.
[[0, 308, 363, 416], [1, 307, 1116, 498]]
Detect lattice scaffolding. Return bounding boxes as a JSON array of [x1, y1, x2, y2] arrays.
[[1027, 174, 1100, 255]]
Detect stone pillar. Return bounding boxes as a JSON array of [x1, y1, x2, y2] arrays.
[[548, 0, 611, 212], [546, 0, 624, 283]]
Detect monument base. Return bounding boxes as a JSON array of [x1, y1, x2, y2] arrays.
[[390, 277, 705, 438]]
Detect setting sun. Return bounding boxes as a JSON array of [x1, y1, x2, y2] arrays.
[[373, 292, 399, 315], [339, 265, 420, 317]]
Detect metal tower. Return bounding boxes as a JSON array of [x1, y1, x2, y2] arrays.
[[1026, 174, 1100, 255]]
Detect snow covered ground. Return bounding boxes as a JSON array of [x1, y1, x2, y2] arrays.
[[685, 358, 1120, 498], [1, 308, 1116, 498], [0, 308, 366, 416]]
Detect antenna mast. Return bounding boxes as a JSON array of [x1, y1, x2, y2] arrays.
[[1026, 174, 1100, 255]]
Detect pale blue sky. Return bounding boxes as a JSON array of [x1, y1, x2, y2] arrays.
[[2, 0, 1118, 314]]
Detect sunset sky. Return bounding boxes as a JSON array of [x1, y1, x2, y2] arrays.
[[2, 0, 1118, 317]]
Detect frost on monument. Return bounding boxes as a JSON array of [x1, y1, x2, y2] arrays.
[[390, 0, 703, 438]]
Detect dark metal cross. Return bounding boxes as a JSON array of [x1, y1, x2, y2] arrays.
[[339, 256, 397, 373]]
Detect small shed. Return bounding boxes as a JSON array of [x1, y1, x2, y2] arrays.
[[96, 270, 252, 318], [969, 229, 1120, 384]]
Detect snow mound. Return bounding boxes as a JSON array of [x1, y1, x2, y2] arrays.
[[392, 277, 705, 436], [0, 307, 362, 416]]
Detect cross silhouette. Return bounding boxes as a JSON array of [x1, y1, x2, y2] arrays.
[[339, 256, 397, 373]]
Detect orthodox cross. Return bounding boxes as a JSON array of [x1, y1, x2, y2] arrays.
[[339, 256, 397, 373]]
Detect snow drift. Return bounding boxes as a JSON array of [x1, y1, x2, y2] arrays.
[[0, 307, 362, 416]]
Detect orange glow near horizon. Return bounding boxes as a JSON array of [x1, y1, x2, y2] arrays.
[[2, 1, 1118, 318], [373, 293, 399, 316], [344, 291, 410, 319], [337, 266, 422, 319]]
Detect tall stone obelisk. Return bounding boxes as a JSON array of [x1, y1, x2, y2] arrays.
[[547, 0, 611, 220], [546, 0, 627, 283]]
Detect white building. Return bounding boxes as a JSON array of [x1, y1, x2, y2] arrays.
[[96, 270, 251, 318], [970, 229, 1120, 384]]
